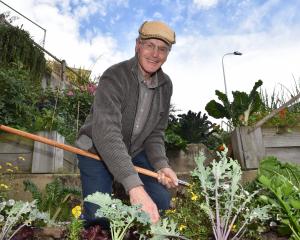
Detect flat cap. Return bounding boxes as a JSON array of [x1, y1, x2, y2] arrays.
[[139, 21, 176, 45]]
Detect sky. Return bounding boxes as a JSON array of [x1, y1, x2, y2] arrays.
[[1, 0, 300, 122]]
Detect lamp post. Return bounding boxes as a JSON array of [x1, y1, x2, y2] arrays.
[[222, 51, 242, 98]]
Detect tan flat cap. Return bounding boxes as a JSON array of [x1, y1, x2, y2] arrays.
[[139, 21, 176, 45]]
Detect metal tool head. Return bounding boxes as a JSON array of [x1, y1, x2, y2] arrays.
[[178, 179, 190, 187]]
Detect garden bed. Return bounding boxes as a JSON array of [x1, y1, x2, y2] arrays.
[[231, 125, 300, 169], [0, 132, 77, 174]]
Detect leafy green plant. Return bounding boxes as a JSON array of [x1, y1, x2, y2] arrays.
[[0, 24, 46, 81], [0, 65, 94, 143], [165, 178, 212, 239], [248, 79, 300, 129], [23, 178, 81, 222], [191, 148, 270, 240], [165, 110, 217, 150], [258, 156, 300, 239], [205, 80, 263, 127], [0, 66, 41, 130], [0, 199, 50, 240], [85, 192, 185, 240], [165, 106, 187, 150], [176, 111, 215, 145]]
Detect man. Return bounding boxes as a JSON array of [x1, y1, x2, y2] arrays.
[[76, 20, 178, 225]]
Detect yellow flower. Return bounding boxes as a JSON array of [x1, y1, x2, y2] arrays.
[[6, 169, 13, 173], [188, 182, 195, 189], [165, 209, 176, 214], [72, 205, 82, 219], [0, 184, 9, 189], [14, 166, 19, 171], [6, 162, 13, 167], [179, 224, 187, 231], [191, 192, 198, 201], [18, 156, 26, 161], [0, 165, 2, 170], [231, 224, 237, 232]]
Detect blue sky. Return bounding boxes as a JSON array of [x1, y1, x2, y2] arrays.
[[2, 0, 300, 119]]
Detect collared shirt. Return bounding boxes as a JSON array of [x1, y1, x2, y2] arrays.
[[131, 69, 158, 146]]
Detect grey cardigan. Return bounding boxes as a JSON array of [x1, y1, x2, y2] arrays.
[[76, 56, 173, 192]]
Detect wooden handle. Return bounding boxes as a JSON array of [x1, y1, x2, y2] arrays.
[[0, 124, 185, 185]]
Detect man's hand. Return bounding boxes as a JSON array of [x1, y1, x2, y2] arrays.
[[129, 186, 160, 223], [157, 167, 178, 188]]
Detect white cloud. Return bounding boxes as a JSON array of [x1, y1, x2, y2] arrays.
[[164, 26, 300, 114], [239, 0, 280, 32], [193, 0, 219, 9], [153, 11, 162, 19], [2, 0, 300, 120]]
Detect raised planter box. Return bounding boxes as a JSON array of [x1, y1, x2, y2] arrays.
[[0, 133, 33, 172], [231, 126, 300, 169], [0, 131, 77, 173]]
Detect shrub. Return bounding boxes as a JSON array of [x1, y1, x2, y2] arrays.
[[0, 66, 41, 131], [0, 24, 46, 81]]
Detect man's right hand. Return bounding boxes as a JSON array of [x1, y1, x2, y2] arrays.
[[128, 186, 160, 223]]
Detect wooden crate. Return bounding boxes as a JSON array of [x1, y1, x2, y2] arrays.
[[231, 126, 300, 169], [32, 131, 77, 173]]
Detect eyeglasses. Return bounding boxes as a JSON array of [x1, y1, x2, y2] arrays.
[[140, 41, 170, 55]]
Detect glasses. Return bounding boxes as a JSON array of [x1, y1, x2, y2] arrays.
[[140, 41, 170, 55]]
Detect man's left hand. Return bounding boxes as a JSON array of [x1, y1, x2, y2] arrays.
[[157, 167, 178, 188]]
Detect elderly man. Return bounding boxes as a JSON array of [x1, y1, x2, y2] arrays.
[[76, 20, 178, 226]]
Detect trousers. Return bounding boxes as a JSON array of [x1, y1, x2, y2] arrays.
[[77, 151, 171, 227]]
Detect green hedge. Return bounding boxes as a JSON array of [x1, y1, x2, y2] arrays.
[[0, 24, 46, 81]]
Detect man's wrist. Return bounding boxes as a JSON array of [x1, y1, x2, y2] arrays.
[[122, 174, 144, 193], [128, 185, 145, 195]]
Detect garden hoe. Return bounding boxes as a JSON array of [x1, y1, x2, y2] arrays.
[[0, 124, 189, 187]]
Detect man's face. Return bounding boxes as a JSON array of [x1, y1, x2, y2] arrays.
[[136, 38, 170, 77]]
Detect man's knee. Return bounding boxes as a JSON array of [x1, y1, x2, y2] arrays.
[[152, 188, 171, 211]]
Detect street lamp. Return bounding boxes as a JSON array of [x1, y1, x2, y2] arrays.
[[222, 51, 243, 98]]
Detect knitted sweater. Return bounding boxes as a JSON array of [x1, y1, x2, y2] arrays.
[[75, 56, 173, 192]]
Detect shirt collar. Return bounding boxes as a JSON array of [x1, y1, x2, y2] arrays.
[[137, 68, 158, 89]]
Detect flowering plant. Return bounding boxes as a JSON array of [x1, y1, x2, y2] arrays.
[[165, 180, 212, 239], [0, 155, 26, 199], [68, 205, 84, 240]]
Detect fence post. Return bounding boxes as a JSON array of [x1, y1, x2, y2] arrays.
[[61, 59, 66, 89]]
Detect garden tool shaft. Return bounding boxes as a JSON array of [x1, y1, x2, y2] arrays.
[[0, 124, 190, 187]]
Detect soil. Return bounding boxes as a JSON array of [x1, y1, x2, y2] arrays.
[[261, 232, 289, 240]]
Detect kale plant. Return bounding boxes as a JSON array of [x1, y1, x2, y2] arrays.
[[85, 192, 184, 240], [0, 199, 50, 240], [192, 148, 270, 240]]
